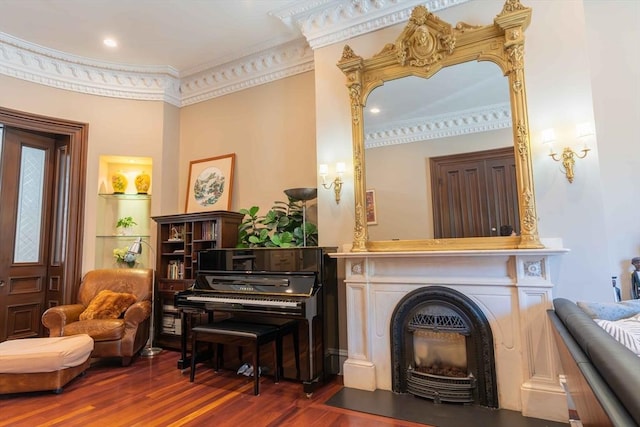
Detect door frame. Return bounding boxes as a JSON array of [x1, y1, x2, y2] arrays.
[[0, 107, 87, 308]]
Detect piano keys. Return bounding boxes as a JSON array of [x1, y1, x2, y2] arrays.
[[174, 247, 338, 395], [178, 271, 317, 316]]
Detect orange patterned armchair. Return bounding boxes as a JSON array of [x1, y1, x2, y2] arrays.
[[42, 268, 153, 366]]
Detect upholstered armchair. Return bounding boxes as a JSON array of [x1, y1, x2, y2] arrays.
[[42, 268, 153, 366]]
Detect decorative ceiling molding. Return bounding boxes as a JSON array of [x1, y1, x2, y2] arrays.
[[180, 39, 314, 107], [365, 103, 512, 149], [0, 0, 470, 106], [0, 32, 182, 106], [272, 0, 471, 49]]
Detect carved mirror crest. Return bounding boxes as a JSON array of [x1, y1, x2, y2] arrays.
[[337, 0, 543, 252]]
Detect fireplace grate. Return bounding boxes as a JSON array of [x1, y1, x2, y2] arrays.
[[406, 367, 476, 404]]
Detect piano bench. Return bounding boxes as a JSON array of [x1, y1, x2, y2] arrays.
[[189, 320, 280, 396], [257, 319, 300, 380]]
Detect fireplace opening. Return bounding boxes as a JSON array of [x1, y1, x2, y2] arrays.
[[391, 286, 498, 408]]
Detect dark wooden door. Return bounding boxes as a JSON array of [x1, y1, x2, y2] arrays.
[[433, 160, 488, 238], [485, 155, 519, 237], [0, 127, 55, 340], [431, 147, 518, 239]]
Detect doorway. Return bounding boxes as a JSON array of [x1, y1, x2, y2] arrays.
[[0, 108, 87, 341], [430, 147, 519, 239]]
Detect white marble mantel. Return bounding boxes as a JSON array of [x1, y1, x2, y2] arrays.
[[331, 247, 569, 422]]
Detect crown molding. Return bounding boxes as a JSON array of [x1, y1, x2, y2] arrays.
[[179, 39, 314, 107], [272, 0, 471, 49], [365, 103, 512, 149], [0, 0, 470, 106], [0, 32, 182, 106]]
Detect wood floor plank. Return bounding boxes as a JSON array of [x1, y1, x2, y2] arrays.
[[0, 350, 430, 427]]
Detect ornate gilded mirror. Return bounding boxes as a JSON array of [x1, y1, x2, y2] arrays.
[[337, 0, 543, 252]]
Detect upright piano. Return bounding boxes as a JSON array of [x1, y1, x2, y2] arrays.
[[174, 247, 338, 394]]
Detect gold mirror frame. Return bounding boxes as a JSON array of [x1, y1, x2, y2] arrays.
[[337, 0, 543, 252]]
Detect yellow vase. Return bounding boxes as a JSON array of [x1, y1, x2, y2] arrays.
[[135, 171, 150, 194], [112, 172, 127, 194]]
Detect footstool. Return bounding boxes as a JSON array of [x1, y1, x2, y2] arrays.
[[0, 334, 94, 394]]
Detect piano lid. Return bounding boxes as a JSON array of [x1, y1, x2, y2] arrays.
[[194, 270, 317, 297]]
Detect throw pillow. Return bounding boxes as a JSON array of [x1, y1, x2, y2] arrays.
[[577, 300, 640, 321], [595, 314, 640, 356], [79, 290, 137, 320]]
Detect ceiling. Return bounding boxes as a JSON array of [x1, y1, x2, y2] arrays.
[[0, 0, 303, 75], [0, 0, 506, 144]]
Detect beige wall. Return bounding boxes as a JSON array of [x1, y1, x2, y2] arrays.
[[0, 71, 316, 271], [0, 74, 178, 273], [313, 0, 631, 302], [2, 0, 638, 354], [179, 72, 317, 218], [585, 0, 640, 298]]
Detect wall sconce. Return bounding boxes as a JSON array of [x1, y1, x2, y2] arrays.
[[319, 162, 345, 203], [543, 123, 592, 184]]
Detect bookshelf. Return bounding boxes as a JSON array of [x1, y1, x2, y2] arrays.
[[151, 211, 244, 349]]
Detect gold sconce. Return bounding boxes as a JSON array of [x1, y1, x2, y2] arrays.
[[319, 162, 345, 203], [543, 123, 593, 183]]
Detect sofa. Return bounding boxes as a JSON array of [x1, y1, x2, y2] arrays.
[[42, 268, 153, 366], [548, 298, 640, 426]]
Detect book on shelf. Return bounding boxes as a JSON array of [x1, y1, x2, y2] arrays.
[[167, 260, 185, 279], [162, 315, 181, 335], [201, 221, 217, 240]]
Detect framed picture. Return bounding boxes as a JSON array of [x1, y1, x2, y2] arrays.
[[185, 153, 235, 213], [366, 189, 377, 225]]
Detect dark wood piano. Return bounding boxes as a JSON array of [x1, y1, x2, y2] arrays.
[[174, 247, 338, 395]]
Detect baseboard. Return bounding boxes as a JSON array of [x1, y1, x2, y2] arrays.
[[521, 380, 569, 423], [326, 347, 347, 375]]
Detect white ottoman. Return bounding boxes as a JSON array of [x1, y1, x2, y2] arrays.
[[0, 334, 94, 394]]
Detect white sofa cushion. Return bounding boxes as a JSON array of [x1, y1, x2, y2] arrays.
[[595, 314, 640, 356], [0, 334, 94, 373]]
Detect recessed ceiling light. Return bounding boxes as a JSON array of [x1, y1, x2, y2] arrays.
[[370, 107, 381, 114], [103, 38, 117, 48]]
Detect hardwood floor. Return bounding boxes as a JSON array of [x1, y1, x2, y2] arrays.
[[0, 350, 427, 427]]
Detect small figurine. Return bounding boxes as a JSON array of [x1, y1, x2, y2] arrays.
[[170, 226, 181, 241], [631, 257, 640, 299], [612, 276, 621, 302]]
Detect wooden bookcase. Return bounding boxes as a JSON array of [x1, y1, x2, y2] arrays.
[[151, 211, 244, 350]]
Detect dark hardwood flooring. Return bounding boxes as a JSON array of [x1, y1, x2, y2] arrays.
[[0, 350, 424, 427], [1, 349, 570, 427]]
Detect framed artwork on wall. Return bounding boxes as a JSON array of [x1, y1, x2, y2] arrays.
[[185, 153, 235, 213], [366, 189, 377, 225]]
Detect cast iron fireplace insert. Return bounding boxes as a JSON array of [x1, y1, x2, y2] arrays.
[[390, 286, 498, 408]]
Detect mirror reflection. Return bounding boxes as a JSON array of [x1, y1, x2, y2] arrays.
[[364, 61, 517, 241], [338, 1, 542, 251]]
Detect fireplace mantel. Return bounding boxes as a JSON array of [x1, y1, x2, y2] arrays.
[[331, 246, 569, 422]]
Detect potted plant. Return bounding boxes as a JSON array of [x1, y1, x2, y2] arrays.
[[237, 198, 318, 248], [116, 216, 137, 235]]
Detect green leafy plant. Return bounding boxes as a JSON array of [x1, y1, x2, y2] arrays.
[[116, 216, 137, 229], [237, 198, 318, 248]]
